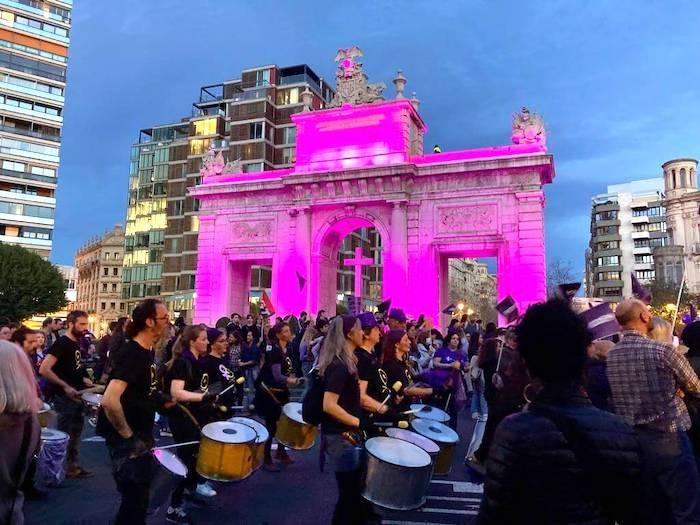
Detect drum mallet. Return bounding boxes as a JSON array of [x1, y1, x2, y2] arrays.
[[214, 376, 245, 398], [373, 421, 409, 429], [375, 381, 402, 414]]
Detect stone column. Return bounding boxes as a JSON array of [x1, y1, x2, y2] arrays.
[[271, 208, 309, 317], [512, 190, 547, 309], [193, 215, 216, 324], [385, 201, 408, 308]]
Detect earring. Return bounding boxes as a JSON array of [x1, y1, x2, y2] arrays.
[[523, 383, 537, 404]]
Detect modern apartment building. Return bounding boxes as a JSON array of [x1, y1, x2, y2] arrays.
[[448, 258, 497, 320], [0, 0, 70, 259], [75, 224, 125, 334], [123, 64, 335, 317], [586, 178, 666, 302]]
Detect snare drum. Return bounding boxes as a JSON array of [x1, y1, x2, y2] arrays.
[[149, 449, 187, 513], [276, 402, 317, 450], [410, 403, 450, 423], [410, 418, 459, 475], [385, 427, 440, 477], [197, 421, 256, 482], [362, 436, 432, 510], [38, 402, 52, 428], [37, 428, 69, 487], [229, 416, 269, 472]]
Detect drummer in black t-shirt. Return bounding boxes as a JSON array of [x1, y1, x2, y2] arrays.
[[355, 313, 398, 434], [254, 321, 303, 471], [39, 310, 94, 479], [381, 330, 433, 413], [201, 327, 242, 418], [320, 315, 377, 525], [99, 299, 170, 525], [166, 324, 218, 516]]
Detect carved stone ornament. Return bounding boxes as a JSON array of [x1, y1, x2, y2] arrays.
[[329, 46, 386, 107], [200, 144, 226, 177], [511, 106, 546, 146], [438, 205, 497, 234], [223, 158, 243, 174], [230, 220, 274, 244]]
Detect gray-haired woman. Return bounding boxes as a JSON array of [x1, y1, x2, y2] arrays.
[[0, 340, 42, 525]]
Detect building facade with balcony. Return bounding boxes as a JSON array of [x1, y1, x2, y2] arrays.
[[586, 178, 666, 302], [656, 158, 700, 292], [123, 64, 336, 318], [75, 224, 125, 334], [0, 0, 70, 259]]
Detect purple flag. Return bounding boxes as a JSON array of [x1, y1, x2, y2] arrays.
[[631, 274, 652, 305]]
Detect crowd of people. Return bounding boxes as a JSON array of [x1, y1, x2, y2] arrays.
[[4, 294, 700, 524]]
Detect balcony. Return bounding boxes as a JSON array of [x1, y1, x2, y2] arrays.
[[694, 243, 700, 255], [0, 233, 50, 247], [0, 124, 60, 142], [0, 167, 56, 184]]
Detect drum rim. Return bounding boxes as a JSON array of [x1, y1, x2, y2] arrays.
[[81, 393, 103, 403], [40, 428, 69, 441], [410, 418, 459, 444], [229, 418, 269, 444], [39, 402, 51, 413], [365, 436, 431, 468], [410, 403, 450, 421], [153, 448, 187, 478], [201, 421, 257, 444], [282, 401, 308, 424], [385, 428, 441, 454]]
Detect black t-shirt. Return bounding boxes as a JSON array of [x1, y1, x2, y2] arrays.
[[382, 358, 413, 412], [355, 347, 390, 403], [242, 324, 261, 342], [167, 351, 209, 422], [46, 335, 86, 390], [201, 354, 239, 403], [98, 340, 157, 443], [322, 358, 361, 434], [258, 344, 293, 390]]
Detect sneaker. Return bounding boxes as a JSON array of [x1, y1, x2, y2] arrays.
[[160, 427, 173, 437], [195, 482, 217, 498], [166, 506, 193, 524]]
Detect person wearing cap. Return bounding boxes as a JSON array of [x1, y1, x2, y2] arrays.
[[387, 308, 407, 331], [355, 313, 397, 433], [318, 315, 376, 524], [381, 330, 433, 413], [201, 328, 241, 419]]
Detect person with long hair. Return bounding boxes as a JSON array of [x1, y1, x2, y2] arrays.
[[381, 330, 432, 412], [319, 315, 374, 524], [0, 340, 42, 525], [202, 327, 241, 417], [165, 324, 218, 520], [254, 321, 303, 471]]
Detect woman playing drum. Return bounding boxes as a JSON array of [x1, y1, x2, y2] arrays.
[[254, 322, 303, 471], [381, 330, 433, 413], [165, 325, 218, 520], [201, 328, 241, 419], [319, 315, 377, 525]]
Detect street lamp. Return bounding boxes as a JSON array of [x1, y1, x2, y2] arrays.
[[467, 308, 474, 316], [457, 303, 465, 311]]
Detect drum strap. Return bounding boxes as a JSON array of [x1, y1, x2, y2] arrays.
[[175, 403, 201, 431], [7, 415, 34, 525], [260, 382, 282, 405]]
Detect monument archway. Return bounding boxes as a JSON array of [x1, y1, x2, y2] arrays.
[[191, 50, 554, 327]]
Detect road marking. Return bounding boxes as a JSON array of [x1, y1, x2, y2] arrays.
[[420, 507, 478, 515], [82, 436, 105, 442], [429, 480, 484, 493], [426, 495, 481, 503]]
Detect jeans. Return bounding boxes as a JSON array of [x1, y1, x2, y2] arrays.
[[107, 441, 154, 525], [244, 367, 258, 405], [324, 433, 368, 525], [53, 395, 85, 468], [636, 428, 700, 525]]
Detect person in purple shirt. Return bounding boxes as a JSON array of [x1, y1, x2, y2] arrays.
[[432, 332, 468, 428]]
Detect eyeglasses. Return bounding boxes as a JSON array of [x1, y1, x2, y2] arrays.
[[154, 316, 169, 322]]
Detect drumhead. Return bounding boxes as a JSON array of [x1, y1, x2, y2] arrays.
[[82, 393, 103, 406], [228, 417, 269, 444], [39, 402, 51, 413], [365, 437, 431, 468], [153, 449, 187, 477], [282, 402, 307, 424], [410, 419, 459, 444], [201, 421, 256, 444], [385, 428, 440, 455], [410, 404, 450, 422], [41, 428, 69, 442]]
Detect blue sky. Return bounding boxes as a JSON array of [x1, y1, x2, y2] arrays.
[[53, 0, 700, 280]]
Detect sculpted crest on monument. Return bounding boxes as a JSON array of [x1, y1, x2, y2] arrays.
[[438, 205, 498, 234], [511, 106, 546, 146], [230, 220, 274, 244], [329, 46, 385, 107]]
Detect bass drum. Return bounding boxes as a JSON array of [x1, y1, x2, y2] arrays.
[[197, 421, 256, 482], [410, 418, 459, 475], [228, 416, 269, 472], [276, 402, 317, 450], [362, 437, 432, 510]]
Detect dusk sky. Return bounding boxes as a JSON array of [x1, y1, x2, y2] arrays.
[[53, 0, 700, 281]]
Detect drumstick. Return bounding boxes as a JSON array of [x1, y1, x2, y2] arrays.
[[444, 392, 452, 412], [401, 407, 424, 415], [152, 441, 199, 451], [216, 376, 246, 398], [375, 381, 403, 414], [373, 421, 409, 429]]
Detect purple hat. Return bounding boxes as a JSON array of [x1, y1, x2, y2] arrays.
[[341, 315, 358, 337], [358, 312, 377, 330], [206, 327, 224, 345], [580, 303, 620, 341], [388, 308, 407, 323]]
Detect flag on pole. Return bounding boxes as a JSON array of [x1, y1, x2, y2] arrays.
[[631, 274, 652, 305], [558, 282, 582, 304], [496, 295, 519, 324], [261, 290, 275, 315]]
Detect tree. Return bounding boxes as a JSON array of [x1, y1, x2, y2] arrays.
[[546, 258, 576, 297], [0, 244, 66, 322]]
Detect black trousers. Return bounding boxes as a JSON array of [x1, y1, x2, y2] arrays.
[[264, 413, 286, 461], [107, 441, 153, 525], [169, 412, 202, 507], [332, 469, 366, 525]]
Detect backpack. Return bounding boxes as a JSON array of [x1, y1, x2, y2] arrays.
[[301, 366, 325, 426]]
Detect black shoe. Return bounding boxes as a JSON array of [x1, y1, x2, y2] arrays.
[[166, 506, 194, 524], [24, 485, 48, 500]]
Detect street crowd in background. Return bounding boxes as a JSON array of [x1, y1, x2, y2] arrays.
[[3, 295, 700, 524]]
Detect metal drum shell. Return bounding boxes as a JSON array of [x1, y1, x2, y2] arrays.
[[38, 402, 52, 428], [362, 437, 432, 511], [275, 402, 317, 450], [410, 419, 459, 476], [196, 422, 256, 482], [385, 427, 440, 477], [228, 416, 269, 472]]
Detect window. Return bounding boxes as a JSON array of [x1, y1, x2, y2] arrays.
[[633, 223, 648, 232], [13, 14, 69, 38], [636, 270, 656, 281], [282, 127, 296, 144], [648, 207, 663, 217], [30, 166, 55, 177], [597, 256, 619, 266], [112, 283, 117, 292], [0, 38, 67, 63], [189, 139, 210, 155], [597, 271, 621, 282], [0, 137, 59, 158], [648, 222, 665, 232], [600, 287, 622, 297], [173, 200, 184, 216], [255, 69, 270, 86], [0, 201, 52, 218], [102, 283, 107, 292], [113, 268, 119, 276], [2, 160, 25, 172], [120, 303, 125, 311], [249, 122, 263, 139], [110, 302, 116, 310], [596, 226, 618, 236], [595, 210, 618, 221], [104, 252, 110, 260], [276, 88, 299, 105], [282, 147, 295, 164], [649, 237, 667, 248], [244, 162, 263, 173], [597, 240, 620, 251], [101, 302, 106, 310], [103, 268, 109, 276], [0, 49, 66, 82], [634, 238, 650, 248], [193, 118, 217, 136], [635, 254, 654, 263]]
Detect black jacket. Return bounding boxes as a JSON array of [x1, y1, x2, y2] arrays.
[[478, 384, 642, 525]]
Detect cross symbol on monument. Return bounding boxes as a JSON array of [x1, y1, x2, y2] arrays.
[[343, 246, 373, 304]]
